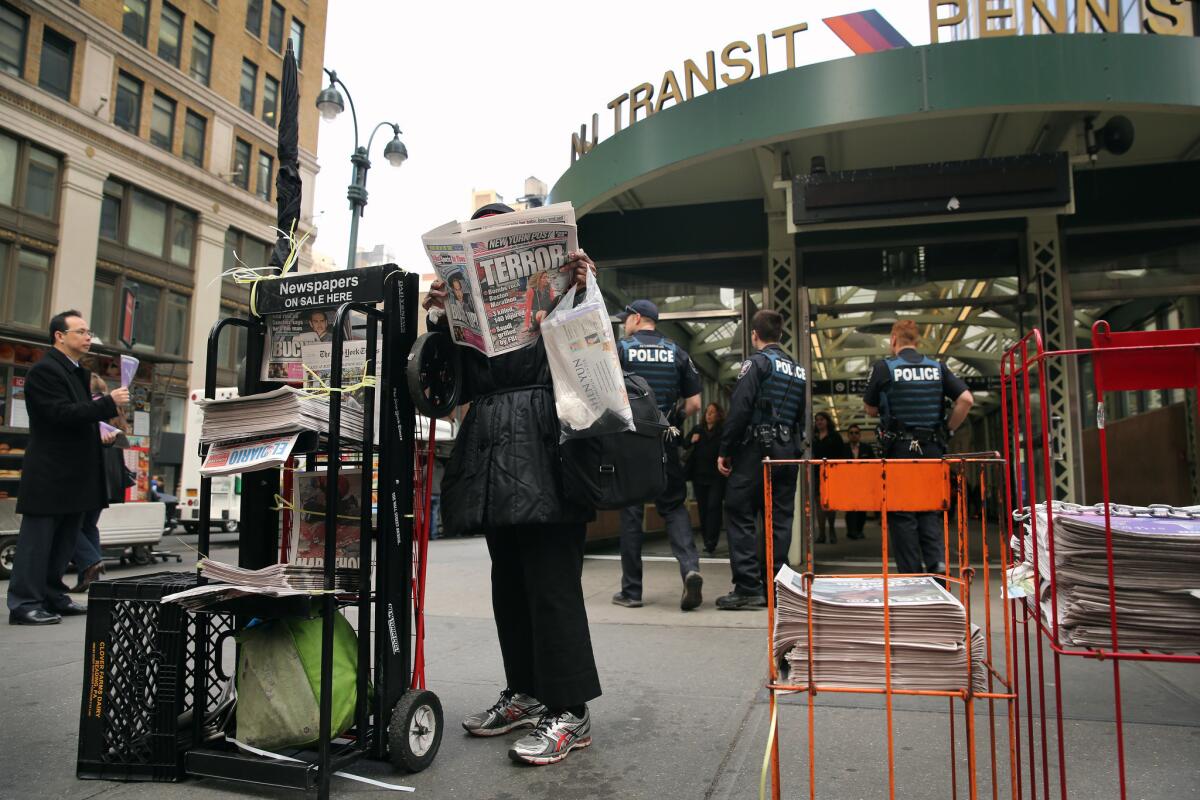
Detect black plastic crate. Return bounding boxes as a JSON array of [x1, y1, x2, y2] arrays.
[[77, 572, 233, 782]]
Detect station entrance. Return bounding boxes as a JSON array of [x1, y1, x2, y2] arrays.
[[557, 33, 1200, 559]]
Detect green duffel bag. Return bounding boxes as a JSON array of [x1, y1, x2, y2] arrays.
[[236, 613, 359, 751]]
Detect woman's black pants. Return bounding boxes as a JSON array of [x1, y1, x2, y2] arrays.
[[484, 521, 601, 709]]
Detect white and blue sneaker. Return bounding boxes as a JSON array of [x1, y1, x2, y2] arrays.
[[508, 707, 592, 765]]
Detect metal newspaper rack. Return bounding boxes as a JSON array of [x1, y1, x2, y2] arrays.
[[183, 266, 440, 798], [1001, 322, 1200, 800], [762, 455, 1019, 800]]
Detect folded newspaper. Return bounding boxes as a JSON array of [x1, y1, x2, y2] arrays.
[[161, 558, 362, 610], [1011, 504, 1200, 652], [200, 433, 299, 476], [196, 386, 363, 444], [773, 567, 987, 693], [422, 203, 578, 356]]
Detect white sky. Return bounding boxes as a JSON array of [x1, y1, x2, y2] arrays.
[[311, 1, 933, 272]]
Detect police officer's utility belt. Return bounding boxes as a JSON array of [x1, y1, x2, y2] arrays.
[[744, 423, 796, 448]]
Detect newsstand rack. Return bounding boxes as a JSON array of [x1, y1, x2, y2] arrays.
[[182, 265, 441, 799], [1002, 321, 1200, 800]]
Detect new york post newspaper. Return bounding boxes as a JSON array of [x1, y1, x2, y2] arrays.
[[422, 203, 578, 356]]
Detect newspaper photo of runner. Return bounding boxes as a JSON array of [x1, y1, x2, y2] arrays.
[[524, 270, 557, 332]]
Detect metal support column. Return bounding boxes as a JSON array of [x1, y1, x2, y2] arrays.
[[1027, 215, 1082, 501], [765, 205, 805, 566]]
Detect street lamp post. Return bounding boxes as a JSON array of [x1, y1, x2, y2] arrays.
[[316, 69, 408, 269]]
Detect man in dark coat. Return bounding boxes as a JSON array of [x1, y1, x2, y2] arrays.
[[423, 203, 599, 767], [843, 424, 877, 540], [8, 311, 128, 625]]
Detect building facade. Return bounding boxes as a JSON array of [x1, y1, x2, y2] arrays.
[[0, 0, 328, 494]]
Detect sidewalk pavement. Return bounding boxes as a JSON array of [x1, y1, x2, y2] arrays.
[[1, 534, 1197, 799]]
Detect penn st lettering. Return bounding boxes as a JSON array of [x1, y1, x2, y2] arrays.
[[626, 347, 675, 364], [893, 366, 940, 382]]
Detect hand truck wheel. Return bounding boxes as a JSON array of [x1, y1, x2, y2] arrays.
[[388, 689, 443, 773], [129, 545, 154, 566], [406, 332, 461, 419]]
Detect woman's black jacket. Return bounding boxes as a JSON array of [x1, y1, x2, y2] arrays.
[[437, 323, 592, 535]]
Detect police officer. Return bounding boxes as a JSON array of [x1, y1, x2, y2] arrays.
[[716, 310, 806, 610], [612, 299, 704, 611], [863, 320, 973, 577]]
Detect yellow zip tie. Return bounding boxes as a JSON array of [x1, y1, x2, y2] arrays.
[[271, 493, 361, 521], [297, 361, 376, 397], [759, 701, 778, 800], [206, 222, 310, 318]]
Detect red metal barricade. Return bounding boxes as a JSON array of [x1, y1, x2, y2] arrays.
[[1001, 321, 1200, 800]]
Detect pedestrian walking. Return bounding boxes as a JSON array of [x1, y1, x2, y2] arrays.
[[422, 203, 599, 766], [716, 310, 807, 610], [863, 320, 973, 578], [69, 374, 129, 594], [843, 424, 876, 541], [684, 402, 726, 555], [811, 411, 847, 544], [7, 311, 128, 625], [612, 299, 704, 612]]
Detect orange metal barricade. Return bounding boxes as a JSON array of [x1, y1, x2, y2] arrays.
[[763, 455, 1019, 800], [1002, 323, 1200, 800]]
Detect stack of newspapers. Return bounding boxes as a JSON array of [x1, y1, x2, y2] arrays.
[[196, 386, 363, 444], [1013, 505, 1200, 652], [161, 558, 362, 610], [774, 566, 987, 693]]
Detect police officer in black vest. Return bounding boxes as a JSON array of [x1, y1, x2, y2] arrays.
[[613, 299, 705, 611], [716, 310, 806, 610], [863, 320, 973, 577]]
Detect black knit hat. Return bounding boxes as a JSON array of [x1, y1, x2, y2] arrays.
[[471, 202, 515, 220]]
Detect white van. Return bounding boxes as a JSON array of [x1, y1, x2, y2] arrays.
[[178, 387, 241, 535]]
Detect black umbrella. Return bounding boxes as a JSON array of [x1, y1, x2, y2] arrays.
[[269, 40, 302, 272]]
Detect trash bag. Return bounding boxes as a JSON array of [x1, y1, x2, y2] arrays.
[[235, 613, 359, 751], [542, 270, 634, 442]]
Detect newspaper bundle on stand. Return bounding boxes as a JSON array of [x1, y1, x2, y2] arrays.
[[161, 558, 362, 610], [1010, 504, 1200, 652], [196, 386, 363, 444], [773, 566, 987, 693], [302, 340, 380, 444], [422, 203, 578, 356]]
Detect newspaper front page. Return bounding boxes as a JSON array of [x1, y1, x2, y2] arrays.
[[301, 340, 381, 444], [422, 203, 578, 356], [263, 310, 359, 382], [290, 469, 365, 570]]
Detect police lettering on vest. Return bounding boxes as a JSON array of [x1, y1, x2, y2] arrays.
[[883, 354, 944, 430], [751, 348, 807, 429], [625, 347, 676, 364], [619, 336, 685, 413]]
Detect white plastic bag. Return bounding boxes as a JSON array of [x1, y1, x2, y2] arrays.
[[541, 270, 634, 442]]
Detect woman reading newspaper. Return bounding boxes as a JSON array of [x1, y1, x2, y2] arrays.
[[422, 202, 599, 766]]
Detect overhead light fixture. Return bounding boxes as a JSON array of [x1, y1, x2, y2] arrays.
[[383, 130, 408, 166], [938, 327, 959, 356], [315, 82, 345, 121]]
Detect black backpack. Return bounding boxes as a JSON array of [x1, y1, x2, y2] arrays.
[[560, 373, 669, 510]]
